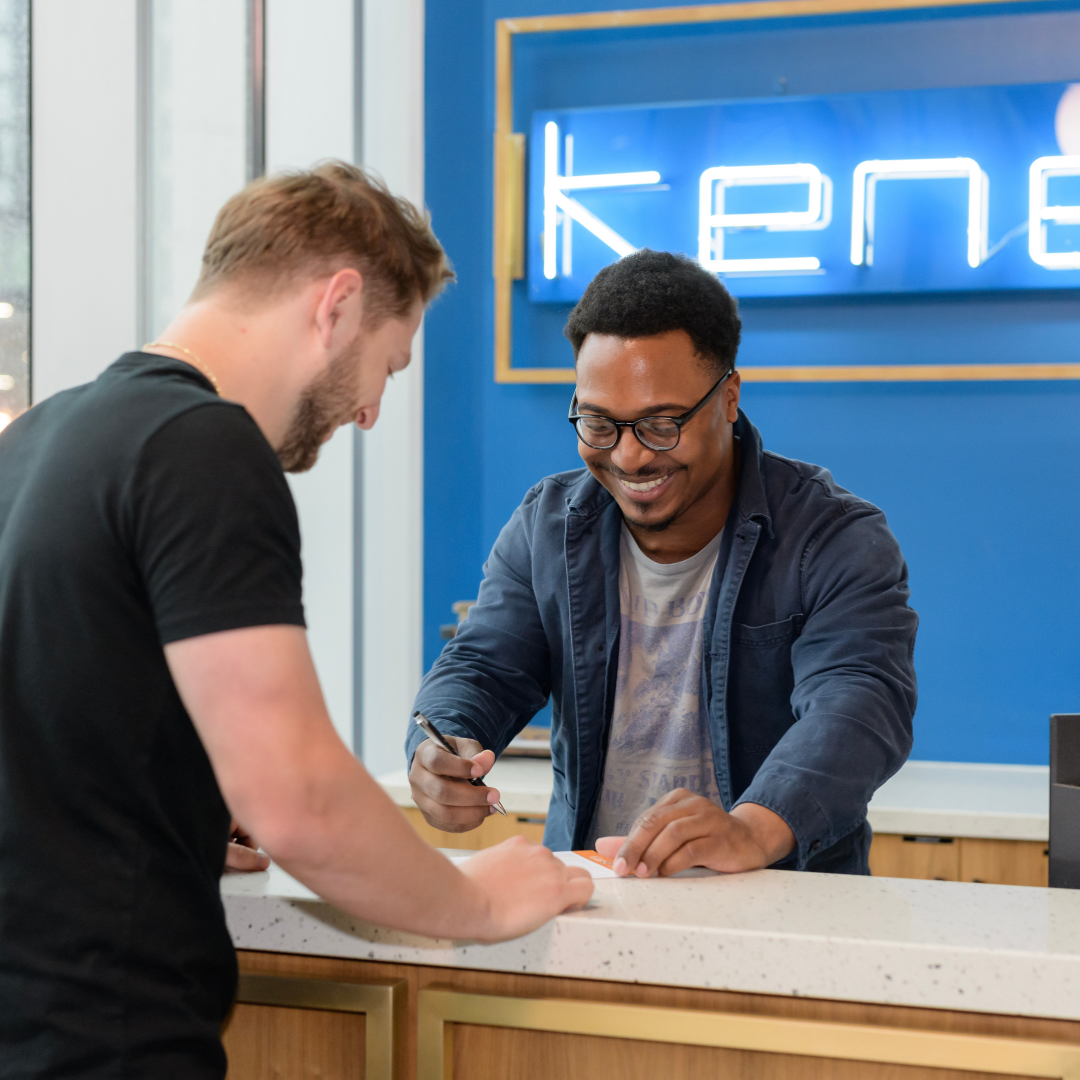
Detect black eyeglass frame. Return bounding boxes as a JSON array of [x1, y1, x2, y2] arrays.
[[568, 369, 734, 452]]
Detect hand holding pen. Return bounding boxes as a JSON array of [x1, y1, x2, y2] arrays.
[[411, 712, 508, 820]]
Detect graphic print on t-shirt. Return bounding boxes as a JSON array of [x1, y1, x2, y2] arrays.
[[590, 525, 723, 842]]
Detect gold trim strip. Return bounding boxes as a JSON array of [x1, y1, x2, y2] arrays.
[[497, 365, 578, 384], [505, 0, 1046, 34], [493, 0, 1059, 384], [742, 362, 1080, 382], [507, 133, 526, 280], [418, 988, 1080, 1080], [494, 16, 516, 384], [490, 362, 1080, 385], [235, 972, 405, 1080]]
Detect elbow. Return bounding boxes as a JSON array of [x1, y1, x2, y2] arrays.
[[224, 774, 335, 869], [252, 817, 312, 867]]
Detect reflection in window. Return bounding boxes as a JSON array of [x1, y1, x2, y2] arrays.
[[0, 0, 28, 433]]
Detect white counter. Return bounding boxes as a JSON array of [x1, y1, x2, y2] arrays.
[[868, 760, 1048, 841], [378, 757, 1050, 841], [224, 860, 1080, 1021]]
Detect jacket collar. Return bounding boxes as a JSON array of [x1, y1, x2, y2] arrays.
[[732, 409, 774, 539], [564, 471, 614, 520], [564, 408, 773, 537]]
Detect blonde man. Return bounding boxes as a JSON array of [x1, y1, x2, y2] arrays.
[[0, 163, 591, 1080]]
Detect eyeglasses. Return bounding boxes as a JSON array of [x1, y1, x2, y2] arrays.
[[568, 370, 733, 452]]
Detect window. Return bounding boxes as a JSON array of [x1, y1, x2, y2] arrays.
[[142, 0, 252, 341], [0, 0, 28, 433]]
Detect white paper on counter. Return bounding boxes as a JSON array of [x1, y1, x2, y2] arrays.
[[444, 849, 618, 879], [553, 850, 619, 878]]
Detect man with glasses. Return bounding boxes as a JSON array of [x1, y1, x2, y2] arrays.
[[408, 249, 917, 878]]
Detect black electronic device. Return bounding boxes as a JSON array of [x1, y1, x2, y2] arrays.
[[1049, 713, 1080, 889]]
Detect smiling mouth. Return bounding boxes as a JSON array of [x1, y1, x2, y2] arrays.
[[609, 470, 680, 502], [620, 476, 668, 492]]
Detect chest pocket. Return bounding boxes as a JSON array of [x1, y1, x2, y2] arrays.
[[723, 613, 804, 798]]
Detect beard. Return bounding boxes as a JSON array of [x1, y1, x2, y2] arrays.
[[276, 345, 361, 473], [625, 509, 679, 532], [602, 464, 684, 532]]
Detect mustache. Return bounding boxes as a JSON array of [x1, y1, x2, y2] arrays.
[[601, 463, 683, 481]]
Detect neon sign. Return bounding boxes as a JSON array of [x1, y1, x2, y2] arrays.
[[528, 82, 1080, 300], [699, 163, 829, 274]]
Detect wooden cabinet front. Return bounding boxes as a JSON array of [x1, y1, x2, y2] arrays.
[[868, 834, 962, 880], [224, 1002, 366, 1079], [959, 838, 1049, 886], [401, 806, 546, 850], [868, 834, 1049, 886], [225, 949, 1080, 1080]]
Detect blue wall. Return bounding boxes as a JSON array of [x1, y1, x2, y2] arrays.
[[423, 0, 1080, 764]]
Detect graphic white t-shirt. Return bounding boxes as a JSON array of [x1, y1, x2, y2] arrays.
[[588, 524, 724, 843]]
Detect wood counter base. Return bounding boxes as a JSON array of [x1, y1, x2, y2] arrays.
[[224, 948, 1080, 1080]]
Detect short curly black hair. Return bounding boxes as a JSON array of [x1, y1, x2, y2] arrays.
[[563, 250, 741, 376]]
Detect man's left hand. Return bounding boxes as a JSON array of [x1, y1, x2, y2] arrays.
[[594, 790, 796, 878], [225, 820, 270, 872]]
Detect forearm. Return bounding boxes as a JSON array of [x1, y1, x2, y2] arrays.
[[169, 625, 591, 942], [253, 744, 493, 940], [737, 699, 907, 867], [410, 664, 546, 761], [755, 689, 912, 800], [408, 570, 553, 767]]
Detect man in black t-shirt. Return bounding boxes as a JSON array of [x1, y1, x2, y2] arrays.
[[0, 163, 591, 1079]]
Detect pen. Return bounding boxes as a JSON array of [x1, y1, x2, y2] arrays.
[[414, 712, 507, 816]]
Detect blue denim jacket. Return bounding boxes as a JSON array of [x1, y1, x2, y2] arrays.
[[408, 411, 918, 873]]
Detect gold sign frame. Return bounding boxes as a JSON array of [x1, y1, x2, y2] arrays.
[[417, 988, 1080, 1079], [492, 0, 1080, 384]]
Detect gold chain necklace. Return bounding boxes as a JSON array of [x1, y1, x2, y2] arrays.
[[143, 340, 222, 397]]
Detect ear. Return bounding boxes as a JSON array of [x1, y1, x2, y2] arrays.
[[723, 370, 741, 423], [313, 268, 364, 350]]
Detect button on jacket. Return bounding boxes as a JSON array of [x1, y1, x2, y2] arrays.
[[407, 411, 918, 873]]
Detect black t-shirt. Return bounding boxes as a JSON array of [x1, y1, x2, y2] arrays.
[[0, 353, 305, 1078]]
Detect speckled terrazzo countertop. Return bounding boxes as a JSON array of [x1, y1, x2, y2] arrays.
[[223, 861, 1080, 1020]]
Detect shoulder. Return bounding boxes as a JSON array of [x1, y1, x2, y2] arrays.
[[756, 448, 903, 569], [145, 397, 270, 453], [127, 401, 299, 564], [522, 466, 592, 501], [760, 448, 884, 523], [0, 359, 270, 494], [136, 401, 286, 502], [52, 353, 257, 467], [489, 468, 606, 551], [518, 467, 607, 520]]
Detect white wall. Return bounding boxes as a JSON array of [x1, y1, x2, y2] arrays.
[[359, 0, 426, 776], [32, 0, 139, 400], [265, 0, 358, 753]]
